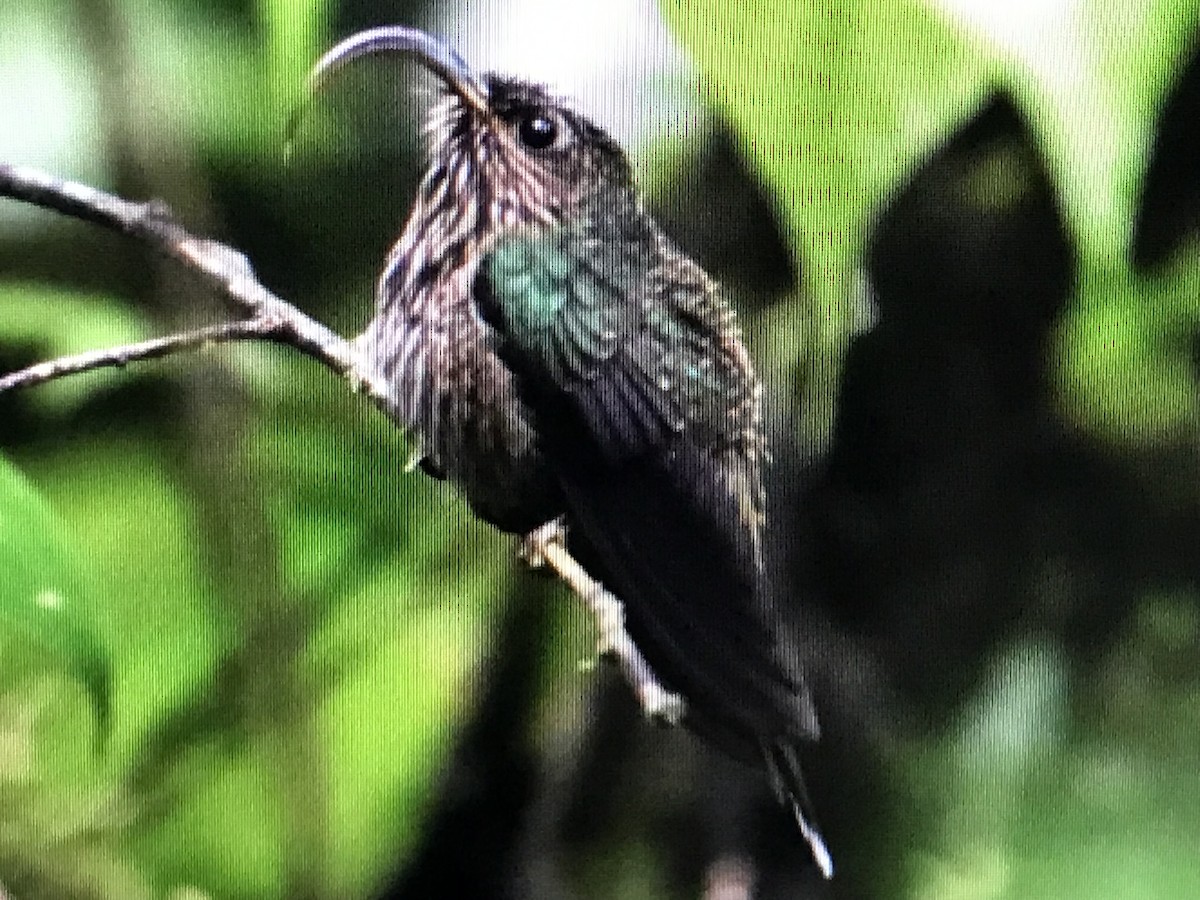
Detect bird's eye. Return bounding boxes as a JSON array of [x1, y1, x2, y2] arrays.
[[516, 111, 565, 150]]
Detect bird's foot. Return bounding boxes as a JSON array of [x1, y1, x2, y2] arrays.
[[634, 675, 687, 726], [519, 517, 567, 569], [402, 438, 425, 474]]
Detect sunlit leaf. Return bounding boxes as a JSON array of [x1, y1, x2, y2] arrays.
[[0, 3, 106, 196], [664, 2, 982, 284], [663, 0, 1200, 451], [661, 0, 989, 444], [1055, 257, 1200, 448], [245, 350, 512, 897], [933, 0, 1200, 263]]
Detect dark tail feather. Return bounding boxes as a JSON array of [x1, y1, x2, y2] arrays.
[[762, 741, 834, 879]]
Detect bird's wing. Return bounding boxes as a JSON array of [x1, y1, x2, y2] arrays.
[[479, 221, 818, 744]]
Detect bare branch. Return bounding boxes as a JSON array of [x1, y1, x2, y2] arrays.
[[522, 520, 686, 725], [0, 163, 391, 411], [0, 319, 266, 393], [0, 162, 683, 726]]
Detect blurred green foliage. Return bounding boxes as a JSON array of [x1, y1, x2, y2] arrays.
[[664, 0, 1200, 452], [0, 455, 109, 715], [0, 0, 1198, 898]]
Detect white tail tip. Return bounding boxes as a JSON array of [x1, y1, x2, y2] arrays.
[[793, 801, 835, 879]]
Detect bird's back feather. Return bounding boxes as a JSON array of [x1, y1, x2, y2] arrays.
[[478, 215, 819, 744]]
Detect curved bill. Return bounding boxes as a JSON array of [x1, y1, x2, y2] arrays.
[[286, 26, 488, 150]]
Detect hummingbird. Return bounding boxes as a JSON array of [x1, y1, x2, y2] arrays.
[[304, 26, 833, 878]]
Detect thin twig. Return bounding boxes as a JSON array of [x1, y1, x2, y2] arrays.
[[0, 319, 265, 392], [0, 162, 683, 725]]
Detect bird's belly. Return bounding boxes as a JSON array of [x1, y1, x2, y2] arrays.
[[440, 405, 560, 533], [363, 314, 561, 534]]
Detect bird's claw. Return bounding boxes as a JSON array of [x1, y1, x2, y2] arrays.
[[402, 435, 426, 474], [519, 518, 567, 569], [637, 678, 686, 726]]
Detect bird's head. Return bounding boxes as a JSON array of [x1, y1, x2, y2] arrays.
[[297, 26, 636, 233]]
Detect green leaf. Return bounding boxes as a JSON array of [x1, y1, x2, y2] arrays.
[[661, 0, 989, 443], [1055, 256, 1200, 447], [664, 1, 982, 287], [243, 348, 512, 897], [934, 0, 1200, 264], [125, 345, 512, 898], [661, 0, 1200, 450], [0, 283, 151, 415], [0, 454, 109, 730], [260, 0, 334, 108], [662, 0, 1199, 286]]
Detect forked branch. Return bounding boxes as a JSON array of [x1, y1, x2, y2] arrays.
[[0, 163, 685, 723], [0, 164, 389, 406]]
